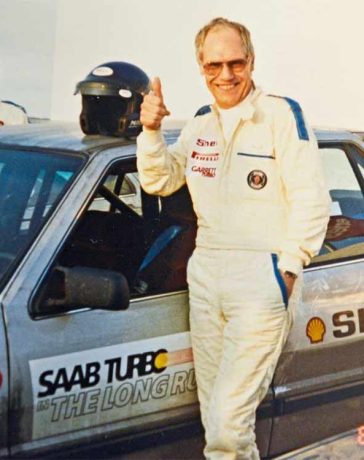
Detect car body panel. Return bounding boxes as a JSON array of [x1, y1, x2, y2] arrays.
[[270, 260, 364, 455], [0, 305, 9, 458], [1, 123, 364, 457]]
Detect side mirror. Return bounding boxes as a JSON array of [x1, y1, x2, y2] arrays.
[[43, 265, 130, 311]]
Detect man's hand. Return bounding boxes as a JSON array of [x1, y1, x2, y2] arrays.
[[140, 77, 170, 130], [280, 271, 296, 300]]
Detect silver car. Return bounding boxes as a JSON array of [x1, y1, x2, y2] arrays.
[[0, 123, 364, 458]]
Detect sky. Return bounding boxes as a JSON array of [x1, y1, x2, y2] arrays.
[[0, 0, 363, 130]]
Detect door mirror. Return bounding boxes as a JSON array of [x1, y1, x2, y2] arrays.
[[39, 265, 130, 313]]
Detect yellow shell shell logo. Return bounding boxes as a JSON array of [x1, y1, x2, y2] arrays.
[[306, 317, 326, 344]]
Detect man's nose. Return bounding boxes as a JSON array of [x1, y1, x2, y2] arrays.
[[219, 63, 234, 79]]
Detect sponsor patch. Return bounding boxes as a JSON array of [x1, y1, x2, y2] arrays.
[[188, 150, 219, 178], [191, 166, 216, 177], [306, 317, 326, 344], [196, 138, 217, 147], [191, 151, 219, 161], [247, 170, 267, 189]]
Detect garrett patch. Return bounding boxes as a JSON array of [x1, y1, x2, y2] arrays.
[[247, 170, 267, 190]]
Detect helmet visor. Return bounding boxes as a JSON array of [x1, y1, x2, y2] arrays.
[[81, 95, 130, 136]]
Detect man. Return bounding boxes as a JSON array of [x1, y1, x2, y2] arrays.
[[137, 17, 331, 460], [0, 100, 28, 126]]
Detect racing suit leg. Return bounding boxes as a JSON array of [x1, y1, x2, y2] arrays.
[[188, 248, 300, 460]]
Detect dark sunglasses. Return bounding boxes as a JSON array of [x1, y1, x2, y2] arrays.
[[203, 58, 249, 77]]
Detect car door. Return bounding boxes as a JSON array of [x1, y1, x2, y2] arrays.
[[3, 148, 199, 457], [269, 139, 364, 456], [0, 306, 9, 459]]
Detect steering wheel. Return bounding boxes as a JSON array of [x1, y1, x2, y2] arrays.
[[99, 185, 140, 219]]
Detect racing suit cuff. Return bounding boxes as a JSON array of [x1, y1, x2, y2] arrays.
[[277, 253, 303, 276], [137, 128, 164, 149]]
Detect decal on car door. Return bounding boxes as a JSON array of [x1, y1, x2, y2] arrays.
[[29, 332, 196, 439]]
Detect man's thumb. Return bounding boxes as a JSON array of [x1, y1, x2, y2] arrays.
[[151, 77, 163, 98]]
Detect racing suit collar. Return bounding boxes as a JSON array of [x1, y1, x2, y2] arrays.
[[212, 85, 261, 122]]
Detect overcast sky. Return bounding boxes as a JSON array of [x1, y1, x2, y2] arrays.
[[1, 0, 363, 129]]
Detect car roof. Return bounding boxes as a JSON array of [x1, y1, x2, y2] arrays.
[[0, 122, 136, 155], [314, 128, 362, 143], [0, 121, 360, 155]]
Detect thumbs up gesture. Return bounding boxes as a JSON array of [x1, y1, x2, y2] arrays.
[[140, 77, 170, 130]]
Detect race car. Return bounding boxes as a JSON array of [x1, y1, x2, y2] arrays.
[[0, 122, 364, 458]]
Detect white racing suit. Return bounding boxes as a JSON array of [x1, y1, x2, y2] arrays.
[[137, 87, 331, 459], [0, 100, 28, 126]]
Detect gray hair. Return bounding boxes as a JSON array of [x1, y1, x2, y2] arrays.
[[195, 17, 255, 63]]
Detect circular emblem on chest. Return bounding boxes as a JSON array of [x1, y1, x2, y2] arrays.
[[247, 170, 267, 190]]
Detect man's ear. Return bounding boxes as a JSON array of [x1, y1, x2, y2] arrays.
[[250, 55, 255, 72], [197, 52, 205, 75]]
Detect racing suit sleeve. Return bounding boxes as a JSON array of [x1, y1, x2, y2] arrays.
[[274, 105, 331, 274], [136, 121, 193, 197]]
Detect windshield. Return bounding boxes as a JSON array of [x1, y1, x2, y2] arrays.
[[0, 148, 84, 288]]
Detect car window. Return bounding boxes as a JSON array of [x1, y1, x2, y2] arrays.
[[312, 144, 364, 264], [33, 161, 197, 316], [0, 149, 84, 289], [89, 172, 141, 215]]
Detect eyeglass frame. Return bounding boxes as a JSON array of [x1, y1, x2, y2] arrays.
[[202, 58, 250, 77]]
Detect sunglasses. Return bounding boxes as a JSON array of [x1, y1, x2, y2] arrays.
[[203, 58, 249, 77]]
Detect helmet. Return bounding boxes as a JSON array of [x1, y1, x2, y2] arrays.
[[74, 61, 150, 137]]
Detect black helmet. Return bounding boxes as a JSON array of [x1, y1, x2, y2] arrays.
[[74, 61, 150, 137]]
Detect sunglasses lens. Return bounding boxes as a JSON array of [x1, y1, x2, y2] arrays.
[[230, 60, 247, 72], [203, 62, 222, 76], [203, 59, 248, 76]]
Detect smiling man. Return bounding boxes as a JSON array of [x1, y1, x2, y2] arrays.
[[137, 17, 331, 459]]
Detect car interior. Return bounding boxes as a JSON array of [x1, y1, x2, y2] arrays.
[[35, 161, 197, 314]]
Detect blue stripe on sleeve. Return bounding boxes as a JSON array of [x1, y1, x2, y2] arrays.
[[270, 95, 309, 141]]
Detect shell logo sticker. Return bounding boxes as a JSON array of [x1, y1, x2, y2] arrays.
[[247, 170, 267, 190], [306, 316, 326, 344]]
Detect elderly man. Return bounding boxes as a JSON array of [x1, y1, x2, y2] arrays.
[[137, 17, 330, 460]]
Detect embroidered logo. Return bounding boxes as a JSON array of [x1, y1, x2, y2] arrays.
[[191, 166, 216, 177], [247, 170, 267, 190], [196, 138, 217, 147], [191, 151, 219, 161]]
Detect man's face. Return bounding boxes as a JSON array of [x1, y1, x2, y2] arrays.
[[200, 27, 254, 109]]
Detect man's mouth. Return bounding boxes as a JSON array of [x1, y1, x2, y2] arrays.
[[216, 84, 237, 92]]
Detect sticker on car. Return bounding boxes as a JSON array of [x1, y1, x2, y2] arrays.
[[29, 332, 196, 439]]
